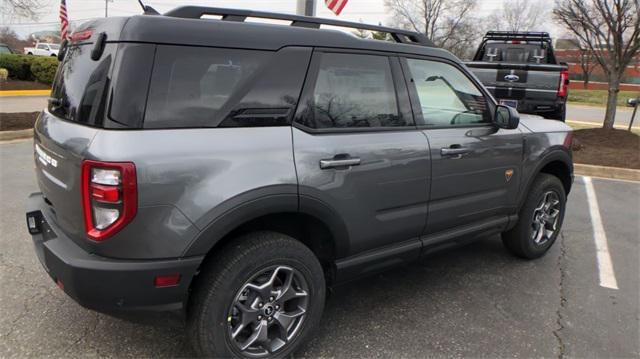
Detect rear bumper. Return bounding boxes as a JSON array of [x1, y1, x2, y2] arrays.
[[26, 192, 203, 312]]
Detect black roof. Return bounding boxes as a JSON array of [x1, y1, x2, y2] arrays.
[[78, 6, 455, 62]]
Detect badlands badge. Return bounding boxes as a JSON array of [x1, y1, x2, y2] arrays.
[[505, 169, 514, 182]]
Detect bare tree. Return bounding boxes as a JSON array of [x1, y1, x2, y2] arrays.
[[0, 27, 32, 51], [554, 0, 640, 129], [1, 0, 49, 21], [566, 39, 598, 88], [488, 0, 548, 32], [384, 0, 480, 58]]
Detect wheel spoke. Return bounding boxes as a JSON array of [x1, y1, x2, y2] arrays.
[[245, 282, 273, 300], [274, 307, 306, 335], [240, 320, 269, 351], [277, 275, 308, 303], [534, 221, 545, 243]]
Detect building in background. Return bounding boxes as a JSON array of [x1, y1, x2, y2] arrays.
[[555, 38, 640, 89]]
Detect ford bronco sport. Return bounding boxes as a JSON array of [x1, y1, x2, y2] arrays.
[[26, 6, 573, 358]]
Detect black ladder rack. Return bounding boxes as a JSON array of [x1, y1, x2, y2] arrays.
[[483, 31, 552, 43], [163, 6, 434, 47]]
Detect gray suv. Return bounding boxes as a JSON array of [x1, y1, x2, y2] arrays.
[[25, 6, 573, 358]]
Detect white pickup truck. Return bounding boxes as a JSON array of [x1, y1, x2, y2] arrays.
[[24, 43, 60, 57]]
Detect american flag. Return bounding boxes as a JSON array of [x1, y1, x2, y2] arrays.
[[59, 0, 69, 40], [325, 0, 348, 15]]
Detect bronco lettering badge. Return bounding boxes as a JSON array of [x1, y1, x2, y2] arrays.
[[505, 169, 514, 182], [35, 144, 58, 168]]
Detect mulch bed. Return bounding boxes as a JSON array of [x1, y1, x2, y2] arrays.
[[0, 79, 50, 91], [573, 128, 640, 169], [0, 112, 39, 131]]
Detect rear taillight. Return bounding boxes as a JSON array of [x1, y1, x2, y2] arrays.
[[81, 160, 137, 241], [563, 132, 574, 150], [558, 69, 570, 98]]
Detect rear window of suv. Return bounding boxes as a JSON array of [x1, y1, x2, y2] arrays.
[[49, 43, 115, 126], [143, 46, 270, 129]]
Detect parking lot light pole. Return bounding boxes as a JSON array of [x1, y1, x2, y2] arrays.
[[105, 0, 113, 17], [296, 0, 316, 16]]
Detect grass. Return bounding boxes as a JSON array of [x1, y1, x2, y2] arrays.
[[568, 89, 639, 107]]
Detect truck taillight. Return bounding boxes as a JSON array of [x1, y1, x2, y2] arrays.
[[81, 160, 137, 241], [558, 69, 569, 98]]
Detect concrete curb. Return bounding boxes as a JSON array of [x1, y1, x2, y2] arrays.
[[574, 164, 640, 182], [0, 89, 50, 97], [0, 129, 33, 141], [566, 120, 639, 131]]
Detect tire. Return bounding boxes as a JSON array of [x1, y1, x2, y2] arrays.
[[546, 105, 566, 122], [502, 173, 567, 259], [187, 231, 326, 358]]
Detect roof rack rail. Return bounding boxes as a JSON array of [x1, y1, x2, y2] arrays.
[[483, 31, 552, 42], [163, 6, 434, 47]]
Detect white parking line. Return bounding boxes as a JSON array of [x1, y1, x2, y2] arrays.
[[582, 176, 619, 290]]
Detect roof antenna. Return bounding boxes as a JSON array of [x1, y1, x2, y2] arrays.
[[137, 0, 160, 15]]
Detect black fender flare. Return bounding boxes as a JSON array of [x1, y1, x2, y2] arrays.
[[517, 148, 573, 209], [182, 188, 350, 259]]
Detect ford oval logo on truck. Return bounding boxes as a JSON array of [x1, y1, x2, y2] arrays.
[[504, 74, 520, 82]]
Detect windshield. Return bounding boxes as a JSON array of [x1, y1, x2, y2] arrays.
[[0, 46, 11, 54]]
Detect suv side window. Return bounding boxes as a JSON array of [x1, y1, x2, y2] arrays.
[[37, 44, 48, 50], [405, 59, 492, 127], [144, 46, 269, 129], [296, 53, 408, 129]]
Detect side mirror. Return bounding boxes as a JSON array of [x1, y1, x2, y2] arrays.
[[627, 98, 638, 107], [495, 105, 520, 129]]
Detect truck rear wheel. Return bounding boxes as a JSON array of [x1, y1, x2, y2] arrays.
[[547, 105, 566, 122], [502, 173, 567, 259], [187, 231, 325, 358]]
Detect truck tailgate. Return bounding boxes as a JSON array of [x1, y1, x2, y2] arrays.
[[466, 62, 563, 102]]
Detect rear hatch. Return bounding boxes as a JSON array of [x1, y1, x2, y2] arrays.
[[33, 19, 125, 251]]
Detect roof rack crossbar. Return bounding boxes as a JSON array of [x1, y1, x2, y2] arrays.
[[163, 6, 434, 47]]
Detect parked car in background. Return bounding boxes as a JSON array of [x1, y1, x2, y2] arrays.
[[26, 7, 573, 358], [0, 43, 14, 54], [24, 42, 60, 57], [466, 31, 570, 121]]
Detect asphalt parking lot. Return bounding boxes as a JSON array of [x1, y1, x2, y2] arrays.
[[1, 139, 638, 358]]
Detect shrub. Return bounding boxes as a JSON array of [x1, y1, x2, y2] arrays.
[[0, 54, 34, 80], [30, 57, 59, 84], [0, 68, 8, 81]]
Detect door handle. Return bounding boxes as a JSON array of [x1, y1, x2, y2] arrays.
[[441, 146, 471, 157], [319, 156, 361, 169]]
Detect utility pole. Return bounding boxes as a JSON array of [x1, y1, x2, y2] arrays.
[[296, 0, 316, 16], [105, 0, 113, 17]]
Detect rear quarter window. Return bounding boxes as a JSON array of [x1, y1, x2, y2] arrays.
[[144, 46, 270, 129], [49, 43, 115, 126]]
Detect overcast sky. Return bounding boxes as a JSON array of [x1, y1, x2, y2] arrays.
[[2, 0, 561, 39]]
